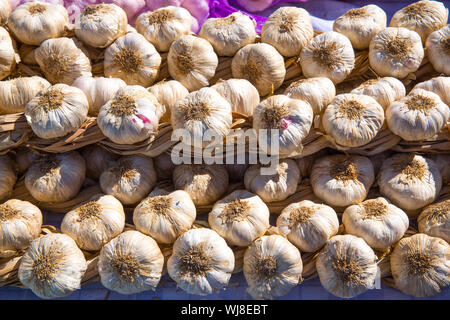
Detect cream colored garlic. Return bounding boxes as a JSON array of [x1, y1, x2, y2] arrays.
[[199, 12, 257, 57], [322, 93, 385, 147], [99, 155, 157, 205], [0, 155, 17, 201], [369, 27, 424, 78], [244, 159, 300, 203], [8, 2, 69, 46], [167, 228, 234, 295], [231, 43, 286, 96], [98, 230, 164, 295], [426, 25, 450, 75], [168, 35, 218, 91], [243, 235, 302, 300], [310, 154, 375, 207], [413, 76, 450, 105], [18, 44, 38, 65], [81, 145, 119, 180], [390, 233, 449, 297], [386, 89, 449, 141], [208, 190, 270, 247], [350, 77, 406, 110], [0, 0, 11, 25], [24, 84, 89, 139], [211, 79, 260, 116], [299, 31, 355, 84], [418, 200, 449, 243], [148, 80, 189, 123], [18, 233, 87, 299], [316, 234, 378, 298], [0, 27, 17, 81], [153, 152, 176, 180], [14, 149, 42, 174]]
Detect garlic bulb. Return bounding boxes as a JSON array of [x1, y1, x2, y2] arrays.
[[378, 153, 442, 211], [390, 233, 449, 297], [333, 5, 387, 50], [386, 89, 449, 141], [104, 32, 161, 87], [97, 85, 160, 145], [390, 0, 448, 43], [413, 76, 450, 106], [316, 234, 378, 298], [199, 12, 257, 57], [0, 199, 42, 258], [133, 190, 196, 244], [310, 154, 375, 207], [369, 27, 424, 78], [7, 2, 68, 46], [14, 149, 42, 174], [243, 235, 302, 300], [99, 155, 157, 205], [231, 43, 286, 96], [0, 155, 17, 201], [167, 228, 234, 295], [253, 95, 313, 156], [0, 27, 16, 81], [0, 0, 11, 25], [18, 233, 87, 299], [322, 93, 385, 147], [418, 200, 449, 243], [136, 6, 193, 52], [153, 152, 176, 180], [148, 80, 189, 123], [208, 190, 270, 247], [284, 77, 336, 115], [167, 35, 218, 91], [24, 84, 89, 139], [81, 145, 119, 180], [211, 79, 260, 116], [261, 7, 314, 57], [244, 159, 300, 203], [173, 164, 229, 206], [98, 230, 164, 294], [350, 77, 405, 110], [426, 25, 450, 75], [61, 194, 125, 251], [277, 200, 339, 252], [430, 154, 450, 185], [299, 31, 355, 84]]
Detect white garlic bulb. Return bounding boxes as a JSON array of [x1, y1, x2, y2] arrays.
[[168, 35, 218, 91], [350, 77, 406, 110], [18, 233, 87, 299], [231, 43, 286, 96], [369, 27, 424, 78], [99, 155, 157, 205], [148, 80, 189, 123], [0, 0, 11, 25], [211, 79, 260, 116], [208, 190, 270, 247], [316, 234, 378, 298], [81, 145, 118, 180], [299, 31, 355, 84], [24, 84, 89, 139], [310, 154, 375, 207], [133, 190, 196, 244], [0, 155, 17, 201], [199, 12, 257, 57], [0, 27, 17, 81], [426, 25, 450, 75], [167, 228, 234, 295], [413, 76, 450, 105], [277, 200, 339, 252], [243, 235, 302, 300], [98, 230, 164, 295], [386, 89, 449, 141], [153, 152, 176, 180], [418, 199, 449, 243]]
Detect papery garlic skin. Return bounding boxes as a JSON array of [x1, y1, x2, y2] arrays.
[[82, 145, 119, 180], [211, 79, 260, 116], [0, 156, 17, 201], [426, 25, 450, 75], [430, 154, 450, 185], [167, 228, 234, 296], [0, 0, 11, 25], [351, 77, 406, 110], [243, 235, 302, 300], [153, 152, 176, 180], [418, 200, 449, 243], [18, 233, 87, 299], [18, 44, 37, 65], [14, 149, 42, 174], [148, 80, 189, 123], [0, 27, 16, 81], [413, 76, 450, 106]]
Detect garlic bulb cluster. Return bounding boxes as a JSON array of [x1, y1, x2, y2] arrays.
[[0, 156, 17, 201], [0, 0, 11, 25], [98, 230, 164, 295], [199, 12, 257, 57], [299, 31, 355, 84], [232, 43, 286, 96], [82, 145, 119, 180], [426, 25, 450, 75], [413, 76, 450, 105], [0, 27, 16, 80], [211, 79, 260, 116], [418, 200, 449, 243], [148, 80, 189, 123], [168, 228, 234, 295], [243, 235, 302, 300], [350, 77, 406, 110], [18, 233, 87, 299]]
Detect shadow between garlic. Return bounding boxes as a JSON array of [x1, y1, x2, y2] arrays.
[[0, 155, 17, 201]]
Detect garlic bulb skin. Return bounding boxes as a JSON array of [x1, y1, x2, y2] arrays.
[[322, 94, 385, 147], [0, 0, 11, 25], [316, 234, 378, 298], [310, 154, 375, 207], [426, 26, 450, 75], [0, 156, 17, 201], [7, 2, 68, 46], [277, 200, 339, 252], [211, 79, 260, 116], [133, 190, 196, 244], [24, 84, 89, 139], [199, 12, 257, 57], [168, 35, 218, 91], [14, 149, 42, 174], [18, 233, 87, 299], [232, 43, 286, 96], [299, 31, 355, 84], [81, 145, 119, 180], [418, 200, 449, 243], [208, 190, 270, 247], [167, 228, 234, 296], [369, 27, 424, 79], [430, 154, 450, 184], [153, 152, 176, 180], [0, 27, 16, 81], [390, 233, 449, 297], [351, 77, 406, 110], [413, 76, 450, 105], [243, 235, 302, 300], [386, 89, 449, 141], [98, 230, 164, 295], [244, 159, 301, 203], [148, 80, 189, 123]]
